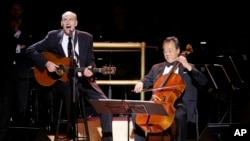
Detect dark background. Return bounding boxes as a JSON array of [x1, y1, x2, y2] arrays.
[[6, 0, 248, 81], [4, 0, 250, 54]]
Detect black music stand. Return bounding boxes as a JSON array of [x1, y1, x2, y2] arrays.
[[89, 99, 168, 141]]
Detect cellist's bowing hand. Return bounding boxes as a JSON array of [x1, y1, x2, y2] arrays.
[[133, 81, 143, 93], [177, 56, 192, 71]]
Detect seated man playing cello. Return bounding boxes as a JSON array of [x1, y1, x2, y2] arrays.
[[132, 36, 208, 141]]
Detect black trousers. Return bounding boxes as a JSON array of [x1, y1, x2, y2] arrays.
[[0, 74, 17, 140]]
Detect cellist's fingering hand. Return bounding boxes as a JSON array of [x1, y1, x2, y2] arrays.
[[134, 81, 143, 93], [177, 56, 192, 71]]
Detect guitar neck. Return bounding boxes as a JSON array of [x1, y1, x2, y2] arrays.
[[75, 67, 85, 72], [92, 68, 104, 73], [74, 67, 103, 73], [69, 66, 115, 75]]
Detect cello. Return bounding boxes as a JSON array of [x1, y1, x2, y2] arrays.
[[135, 44, 193, 133]]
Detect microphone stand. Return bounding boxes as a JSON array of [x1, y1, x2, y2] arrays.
[[69, 32, 78, 141]]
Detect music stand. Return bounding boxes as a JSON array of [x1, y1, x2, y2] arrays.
[[205, 64, 234, 123], [89, 99, 168, 141]]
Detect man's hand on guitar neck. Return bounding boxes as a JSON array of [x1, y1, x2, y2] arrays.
[[45, 61, 59, 72], [83, 66, 93, 77]]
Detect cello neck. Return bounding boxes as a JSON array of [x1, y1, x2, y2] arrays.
[[159, 61, 179, 88]]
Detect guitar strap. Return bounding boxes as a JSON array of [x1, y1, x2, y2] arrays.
[[73, 32, 105, 96], [89, 80, 105, 95]]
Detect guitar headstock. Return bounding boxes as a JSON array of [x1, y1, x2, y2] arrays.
[[100, 66, 116, 75]]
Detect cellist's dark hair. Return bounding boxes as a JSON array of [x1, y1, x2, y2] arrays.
[[162, 36, 180, 49]]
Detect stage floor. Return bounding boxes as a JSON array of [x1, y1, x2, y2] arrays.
[[48, 116, 135, 141], [4, 116, 210, 141], [46, 116, 196, 141]]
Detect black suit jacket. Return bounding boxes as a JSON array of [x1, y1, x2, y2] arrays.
[[14, 20, 34, 79], [26, 29, 104, 94], [141, 61, 208, 122], [0, 16, 34, 78]]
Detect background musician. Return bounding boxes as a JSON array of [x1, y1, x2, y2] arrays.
[[9, 1, 35, 126], [0, 1, 34, 140]]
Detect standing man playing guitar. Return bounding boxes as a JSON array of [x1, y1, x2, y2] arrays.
[[26, 11, 113, 141]]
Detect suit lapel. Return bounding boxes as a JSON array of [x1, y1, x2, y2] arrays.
[[57, 30, 66, 57]]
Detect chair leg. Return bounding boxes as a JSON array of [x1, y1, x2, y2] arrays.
[[54, 96, 90, 141], [78, 96, 90, 141], [170, 121, 176, 141], [54, 100, 63, 141], [75, 96, 90, 141], [195, 108, 199, 140]]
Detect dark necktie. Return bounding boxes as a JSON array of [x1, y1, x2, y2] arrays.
[[68, 36, 72, 57], [166, 62, 175, 67]]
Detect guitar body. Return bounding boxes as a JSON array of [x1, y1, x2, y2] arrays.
[[34, 52, 116, 87], [34, 52, 71, 86]]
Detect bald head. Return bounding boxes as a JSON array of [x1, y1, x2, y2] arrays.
[[61, 11, 77, 20], [61, 11, 78, 36]]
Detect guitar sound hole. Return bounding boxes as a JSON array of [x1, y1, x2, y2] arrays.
[[56, 65, 64, 76], [49, 65, 64, 80]]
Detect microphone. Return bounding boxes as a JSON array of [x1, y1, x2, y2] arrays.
[[69, 29, 74, 37]]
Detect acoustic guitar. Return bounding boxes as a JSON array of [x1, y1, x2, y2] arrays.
[[33, 51, 116, 87]]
